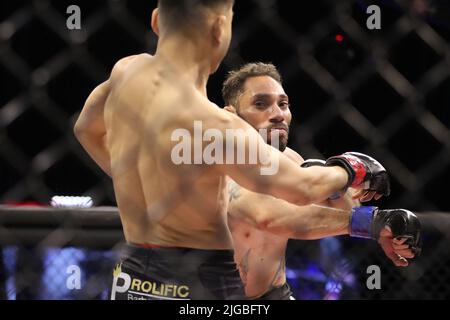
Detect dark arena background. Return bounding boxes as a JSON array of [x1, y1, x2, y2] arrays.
[[0, 0, 450, 300]]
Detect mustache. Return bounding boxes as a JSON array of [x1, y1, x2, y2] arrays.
[[266, 123, 289, 133]]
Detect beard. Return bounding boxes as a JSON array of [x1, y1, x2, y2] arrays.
[[267, 128, 289, 152], [236, 110, 289, 152]]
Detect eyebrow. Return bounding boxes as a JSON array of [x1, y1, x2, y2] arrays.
[[251, 93, 289, 100]]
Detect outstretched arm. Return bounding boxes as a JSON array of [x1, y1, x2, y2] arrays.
[[228, 180, 419, 267], [228, 178, 356, 240], [215, 109, 389, 206], [216, 112, 350, 206]]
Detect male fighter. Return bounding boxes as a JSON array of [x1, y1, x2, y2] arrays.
[[74, 1, 392, 300], [222, 62, 422, 299]]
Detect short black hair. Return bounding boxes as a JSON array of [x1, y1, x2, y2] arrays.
[[222, 62, 282, 108], [158, 0, 233, 32]]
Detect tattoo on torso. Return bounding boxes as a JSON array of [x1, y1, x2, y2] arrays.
[[238, 248, 286, 292], [228, 179, 286, 291], [268, 258, 286, 290], [228, 180, 241, 203], [238, 248, 251, 285]]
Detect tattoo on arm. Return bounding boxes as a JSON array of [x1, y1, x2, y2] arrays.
[[228, 180, 241, 203]]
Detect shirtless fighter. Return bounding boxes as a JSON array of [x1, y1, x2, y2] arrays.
[[74, 1, 392, 300], [222, 62, 422, 299]]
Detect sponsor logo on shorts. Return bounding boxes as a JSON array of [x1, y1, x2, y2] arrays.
[[110, 264, 190, 300]]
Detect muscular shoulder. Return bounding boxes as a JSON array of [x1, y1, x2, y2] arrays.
[[191, 96, 246, 130], [111, 53, 152, 79], [210, 105, 264, 136], [283, 147, 304, 165]]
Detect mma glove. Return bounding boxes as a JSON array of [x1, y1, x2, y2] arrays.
[[350, 206, 422, 256], [301, 152, 391, 198], [325, 152, 391, 196]]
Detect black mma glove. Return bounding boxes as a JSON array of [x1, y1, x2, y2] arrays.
[[350, 206, 422, 256]]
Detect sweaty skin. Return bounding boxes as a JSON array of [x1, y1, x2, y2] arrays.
[[101, 53, 241, 249]]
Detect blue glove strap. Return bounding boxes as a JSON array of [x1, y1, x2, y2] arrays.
[[350, 206, 377, 239]]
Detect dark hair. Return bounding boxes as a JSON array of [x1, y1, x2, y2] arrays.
[[158, 0, 233, 32], [222, 62, 282, 107]]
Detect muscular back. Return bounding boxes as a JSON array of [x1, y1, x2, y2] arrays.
[[104, 54, 232, 249]]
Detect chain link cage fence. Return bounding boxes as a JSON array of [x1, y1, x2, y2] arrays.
[[0, 0, 449, 300]]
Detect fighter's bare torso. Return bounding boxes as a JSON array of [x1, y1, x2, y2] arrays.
[[228, 147, 359, 299], [104, 54, 233, 249], [229, 215, 289, 298], [228, 147, 302, 298]]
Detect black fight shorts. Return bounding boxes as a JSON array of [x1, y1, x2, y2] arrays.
[[255, 283, 294, 300], [110, 244, 246, 300]]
